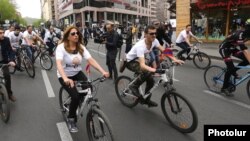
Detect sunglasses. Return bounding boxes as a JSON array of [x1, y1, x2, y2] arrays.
[[148, 32, 156, 35], [70, 32, 79, 36], [0, 32, 4, 34]]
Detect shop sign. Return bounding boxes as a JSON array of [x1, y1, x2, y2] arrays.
[[197, 0, 250, 10]]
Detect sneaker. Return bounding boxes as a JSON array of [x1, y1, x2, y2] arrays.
[[221, 88, 234, 97], [145, 99, 158, 107], [67, 118, 78, 133]]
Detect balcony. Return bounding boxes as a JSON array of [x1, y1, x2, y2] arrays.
[[73, 1, 84, 9]]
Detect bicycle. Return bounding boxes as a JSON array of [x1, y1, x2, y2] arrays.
[[59, 76, 115, 141], [204, 65, 250, 99], [32, 45, 53, 70], [0, 64, 11, 123], [173, 42, 211, 69], [115, 59, 198, 133], [9, 45, 35, 78]]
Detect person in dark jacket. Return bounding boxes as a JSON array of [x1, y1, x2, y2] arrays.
[[0, 27, 16, 102], [125, 26, 133, 54], [103, 23, 119, 82]]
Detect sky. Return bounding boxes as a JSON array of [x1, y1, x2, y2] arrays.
[[15, 0, 41, 19]]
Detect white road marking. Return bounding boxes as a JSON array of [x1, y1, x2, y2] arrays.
[[41, 70, 55, 97], [204, 90, 250, 110], [56, 122, 73, 141]]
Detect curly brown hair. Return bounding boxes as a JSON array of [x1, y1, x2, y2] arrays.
[[61, 26, 84, 56]]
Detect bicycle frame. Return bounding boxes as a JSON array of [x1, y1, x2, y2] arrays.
[[214, 66, 250, 86]]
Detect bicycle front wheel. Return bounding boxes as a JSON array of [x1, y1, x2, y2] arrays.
[[86, 108, 115, 141], [59, 87, 71, 121], [40, 53, 53, 70], [193, 52, 211, 69], [0, 83, 10, 123], [204, 65, 225, 92], [161, 92, 198, 133], [23, 56, 35, 78], [115, 76, 139, 108]]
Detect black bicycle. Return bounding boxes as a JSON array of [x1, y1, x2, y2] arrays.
[[9, 45, 35, 78], [59, 76, 115, 141], [0, 64, 11, 123], [32, 45, 53, 70], [115, 59, 198, 133]]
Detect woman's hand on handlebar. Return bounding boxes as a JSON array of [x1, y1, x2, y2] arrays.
[[63, 77, 74, 88]]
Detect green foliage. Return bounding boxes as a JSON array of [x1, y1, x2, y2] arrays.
[[33, 19, 45, 28]]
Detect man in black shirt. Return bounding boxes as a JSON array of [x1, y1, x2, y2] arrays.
[[0, 27, 16, 102], [219, 19, 250, 96], [104, 23, 119, 82]]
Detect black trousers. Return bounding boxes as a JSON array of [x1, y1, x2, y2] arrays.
[[0, 65, 13, 98], [219, 47, 249, 89], [46, 42, 55, 55], [58, 71, 87, 119], [176, 42, 191, 57], [106, 49, 118, 80]]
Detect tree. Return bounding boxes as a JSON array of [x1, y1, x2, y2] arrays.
[[33, 19, 45, 28]]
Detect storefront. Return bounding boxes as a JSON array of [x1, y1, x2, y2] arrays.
[[177, 0, 250, 42]]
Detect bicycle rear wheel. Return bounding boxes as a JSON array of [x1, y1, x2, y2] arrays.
[[193, 52, 211, 69], [40, 53, 53, 70], [246, 80, 250, 101], [59, 87, 71, 121], [0, 83, 10, 123], [86, 108, 115, 141], [115, 76, 139, 108], [23, 56, 35, 78], [161, 91, 198, 133], [204, 65, 225, 92]]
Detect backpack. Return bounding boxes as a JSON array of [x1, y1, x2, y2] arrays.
[[117, 33, 123, 48]]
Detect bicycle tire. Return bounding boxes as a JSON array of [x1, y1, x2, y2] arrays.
[[193, 52, 211, 69], [86, 108, 115, 141], [40, 53, 53, 70], [0, 83, 10, 123], [204, 65, 225, 93], [59, 87, 70, 121], [246, 80, 250, 101], [115, 76, 139, 108], [161, 91, 198, 133], [23, 56, 35, 78]]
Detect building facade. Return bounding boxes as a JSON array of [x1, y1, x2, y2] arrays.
[[156, 0, 169, 22], [41, 0, 57, 25], [58, 0, 154, 27], [177, 0, 250, 42]]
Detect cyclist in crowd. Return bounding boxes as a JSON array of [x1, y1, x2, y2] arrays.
[[126, 25, 184, 107], [4, 25, 15, 37], [22, 25, 45, 61], [8, 25, 24, 71], [176, 24, 202, 60], [56, 26, 109, 133], [44, 26, 56, 56], [219, 19, 250, 96], [0, 27, 17, 102]]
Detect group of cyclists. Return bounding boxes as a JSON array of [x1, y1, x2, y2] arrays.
[[1, 17, 250, 134]]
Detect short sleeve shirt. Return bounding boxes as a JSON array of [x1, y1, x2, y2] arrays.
[[8, 31, 23, 47], [126, 38, 160, 61], [56, 43, 92, 78], [22, 31, 37, 45], [176, 30, 194, 43]]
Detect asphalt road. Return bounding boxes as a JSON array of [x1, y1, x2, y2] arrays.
[[1, 40, 250, 141]]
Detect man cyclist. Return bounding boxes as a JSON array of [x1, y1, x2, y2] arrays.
[[8, 25, 24, 71], [22, 25, 45, 61], [0, 27, 16, 102], [219, 19, 250, 96], [126, 25, 184, 107], [44, 26, 56, 56], [176, 24, 202, 60]]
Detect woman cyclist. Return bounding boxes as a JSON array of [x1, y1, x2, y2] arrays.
[[56, 26, 109, 133]]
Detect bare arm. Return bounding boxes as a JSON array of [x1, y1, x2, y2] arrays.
[[87, 57, 109, 77], [138, 57, 156, 73], [56, 59, 68, 81]]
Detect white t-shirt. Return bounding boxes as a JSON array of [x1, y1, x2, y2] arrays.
[[56, 43, 92, 78], [126, 39, 160, 62], [4, 30, 11, 37], [44, 31, 56, 43], [8, 31, 23, 48], [22, 31, 37, 45], [176, 30, 194, 43]]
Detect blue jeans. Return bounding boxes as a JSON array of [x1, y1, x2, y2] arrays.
[[23, 45, 34, 61]]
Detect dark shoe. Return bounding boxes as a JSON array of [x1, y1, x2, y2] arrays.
[[221, 88, 234, 97], [67, 118, 78, 133], [9, 95, 17, 102], [186, 56, 192, 60], [177, 55, 186, 61], [16, 67, 24, 72], [108, 76, 113, 80], [145, 99, 158, 107]]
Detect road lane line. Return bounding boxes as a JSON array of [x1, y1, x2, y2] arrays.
[[56, 122, 73, 141], [41, 70, 55, 98], [204, 90, 250, 110]]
